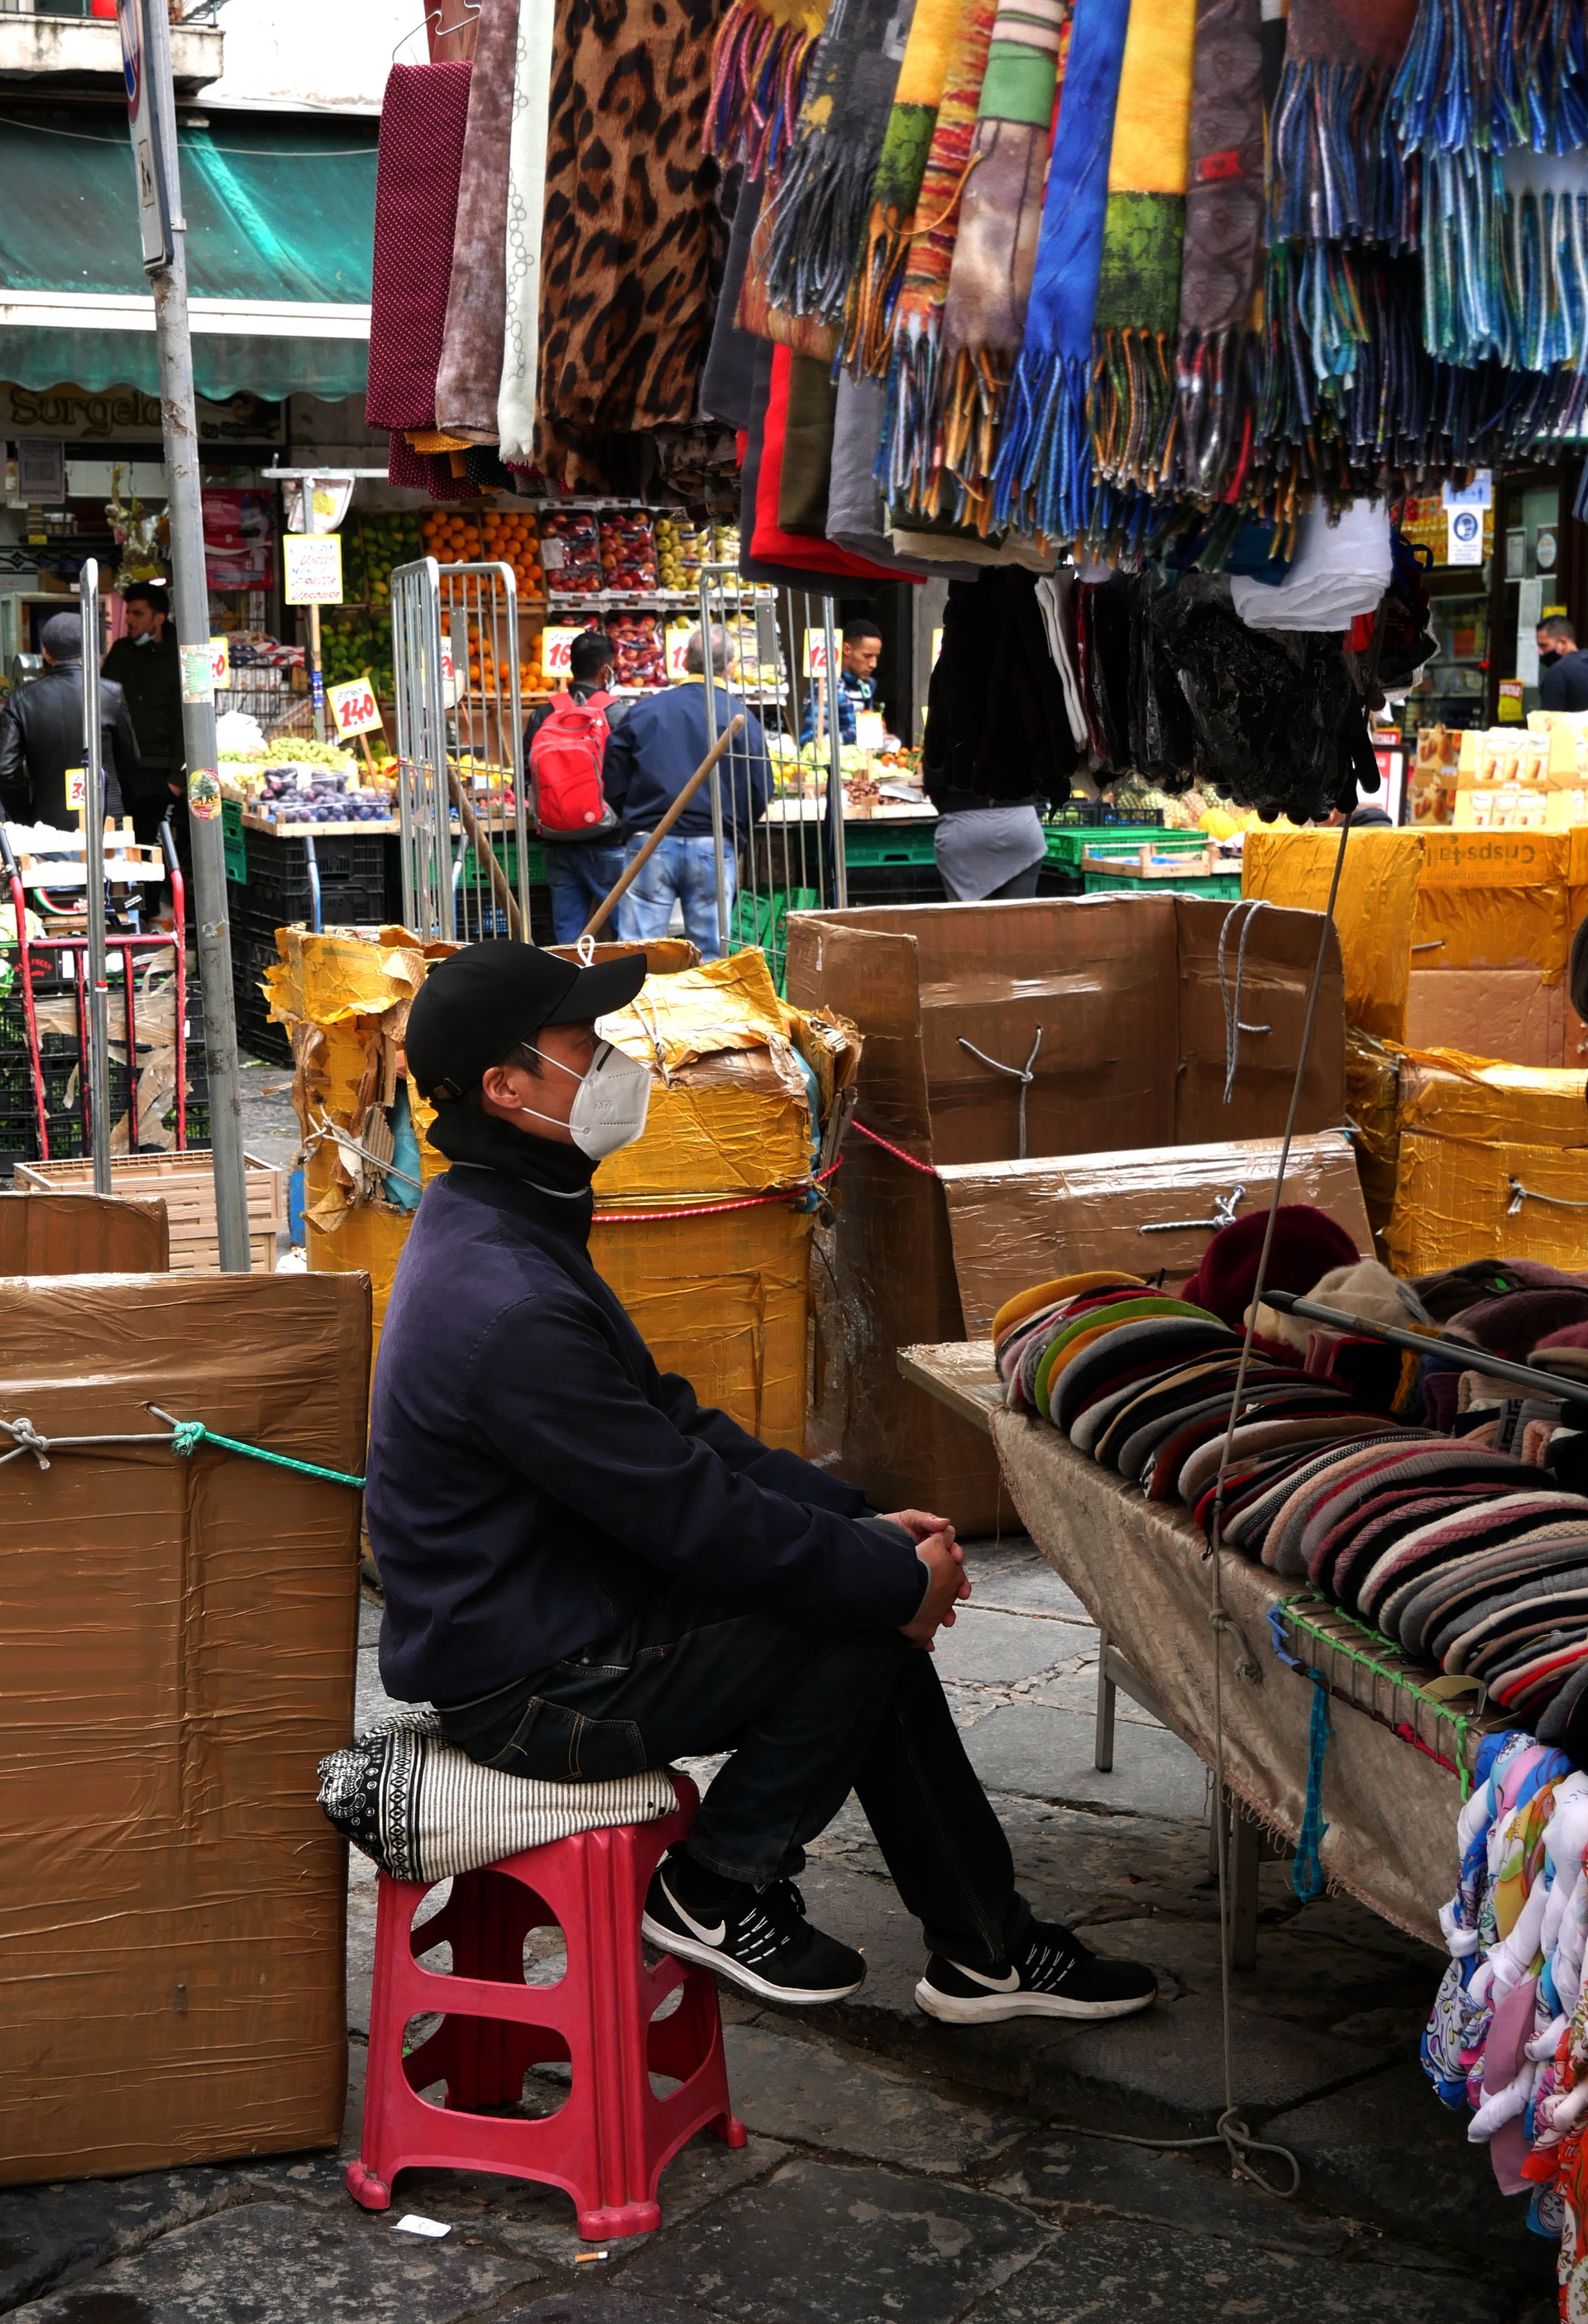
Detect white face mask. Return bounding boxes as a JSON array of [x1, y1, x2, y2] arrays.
[[514, 1037, 652, 1160]]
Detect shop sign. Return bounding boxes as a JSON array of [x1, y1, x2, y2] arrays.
[[328, 679, 383, 739], [1447, 505, 1484, 566], [0, 385, 283, 445], [202, 489, 275, 591], [283, 533, 343, 605], [540, 626, 584, 681]]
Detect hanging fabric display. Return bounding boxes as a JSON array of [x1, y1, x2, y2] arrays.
[[366, 61, 474, 458], [991, 0, 1131, 543], [704, 0, 830, 179], [495, 0, 556, 465], [841, 0, 964, 375], [1085, 0, 1198, 519], [434, 0, 522, 443], [762, 0, 920, 329], [935, 0, 1072, 528], [874, 0, 999, 519], [1174, 0, 1265, 506]]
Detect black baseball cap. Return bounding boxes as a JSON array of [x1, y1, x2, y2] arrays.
[[404, 940, 648, 1101]]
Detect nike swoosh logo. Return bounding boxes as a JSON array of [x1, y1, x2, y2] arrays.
[[660, 1871, 725, 1948], [947, 1959, 1021, 1992]]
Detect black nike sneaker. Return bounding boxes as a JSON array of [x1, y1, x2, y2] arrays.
[[915, 1919, 1158, 2024], [641, 1854, 866, 2006]]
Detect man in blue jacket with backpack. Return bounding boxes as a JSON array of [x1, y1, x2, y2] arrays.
[[601, 624, 772, 960], [526, 630, 629, 944]]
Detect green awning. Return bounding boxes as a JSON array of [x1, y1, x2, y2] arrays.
[[0, 109, 377, 403]]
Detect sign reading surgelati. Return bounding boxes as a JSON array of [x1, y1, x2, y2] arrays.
[[0, 384, 284, 444]]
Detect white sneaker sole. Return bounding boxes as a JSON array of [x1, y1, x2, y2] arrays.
[[641, 1911, 864, 2005], [914, 1977, 1156, 2024]]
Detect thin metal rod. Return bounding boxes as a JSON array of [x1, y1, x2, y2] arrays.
[[1264, 1289, 1588, 1408], [698, 570, 730, 955], [77, 559, 112, 1195], [821, 595, 848, 909], [144, 0, 249, 1270]]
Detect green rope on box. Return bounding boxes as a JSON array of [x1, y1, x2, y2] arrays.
[[166, 1416, 366, 1492], [1280, 1592, 1475, 1802]]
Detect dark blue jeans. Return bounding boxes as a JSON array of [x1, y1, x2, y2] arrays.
[[542, 839, 629, 945], [437, 1582, 1026, 1972]]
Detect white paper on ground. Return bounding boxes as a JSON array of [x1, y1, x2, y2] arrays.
[[394, 2215, 452, 2238]]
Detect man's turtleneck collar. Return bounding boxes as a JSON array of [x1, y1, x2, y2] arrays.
[[423, 1101, 597, 1234]]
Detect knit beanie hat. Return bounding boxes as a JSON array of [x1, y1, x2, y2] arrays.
[[1447, 1288, 1588, 1361], [992, 1272, 1143, 1350], [1180, 1205, 1360, 1336]]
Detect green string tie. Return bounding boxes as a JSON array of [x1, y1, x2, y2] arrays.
[[169, 1418, 366, 1492]]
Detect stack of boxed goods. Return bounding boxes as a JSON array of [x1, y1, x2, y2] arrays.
[[655, 515, 707, 591], [599, 511, 657, 591], [605, 613, 667, 687], [1447, 716, 1588, 831], [262, 930, 859, 1435], [1409, 727, 1461, 825], [539, 509, 603, 596]]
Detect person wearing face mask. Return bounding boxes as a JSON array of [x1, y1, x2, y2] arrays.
[[365, 940, 1157, 2027], [101, 582, 185, 849], [1537, 615, 1588, 712]]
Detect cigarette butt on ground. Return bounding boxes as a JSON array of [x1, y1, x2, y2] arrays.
[[574, 2250, 610, 2263]]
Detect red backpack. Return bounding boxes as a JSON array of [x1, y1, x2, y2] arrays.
[[529, 689, 617, 834]]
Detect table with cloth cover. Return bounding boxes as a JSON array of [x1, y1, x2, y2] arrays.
[[899, 1341, 1512, 1949]]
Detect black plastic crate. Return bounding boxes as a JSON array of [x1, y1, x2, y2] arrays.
[[242, 830, 387, 926]]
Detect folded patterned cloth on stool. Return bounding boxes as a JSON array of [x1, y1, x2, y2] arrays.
[[318, 1710, 677, 1882]]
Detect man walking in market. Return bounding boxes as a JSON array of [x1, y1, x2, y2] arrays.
[[601, 624, 771, 959], [102, 582, 185, 850], [0, 611, 136, 828]]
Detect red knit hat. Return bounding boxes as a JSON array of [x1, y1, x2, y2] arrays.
[[1180, 1204, 1361, 1335]]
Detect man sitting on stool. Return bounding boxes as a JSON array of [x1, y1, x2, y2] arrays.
[[365, 940, 1157, 2024]]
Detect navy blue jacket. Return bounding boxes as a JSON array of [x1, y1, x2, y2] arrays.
[[366, 1163, 925, 1705], [601, 679, 771, 839]]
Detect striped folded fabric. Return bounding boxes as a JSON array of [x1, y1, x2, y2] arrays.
[[318, 1710, 677, 1882]]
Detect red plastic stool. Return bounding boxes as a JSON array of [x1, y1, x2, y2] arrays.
[[346, 1772, 745, 2238]]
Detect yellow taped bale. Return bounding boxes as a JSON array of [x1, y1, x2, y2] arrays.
[[592, 1071, 811, 1203], [1242, 830, 1423, 1041], [1344, 1029, 1399, 1250], [589, 1205, 813, 1451], [1386, 1049, 1588, 1274]]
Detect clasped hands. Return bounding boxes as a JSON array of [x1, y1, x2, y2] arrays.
[[882, 1508, 969, 1647]]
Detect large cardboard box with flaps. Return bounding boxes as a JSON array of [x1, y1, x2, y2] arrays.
[[787, 897, 1347, 1528]]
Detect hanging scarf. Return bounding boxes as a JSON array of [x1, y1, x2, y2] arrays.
[[1269, 0, 1418, 251], [937, 0, 1073, 528], [497, 0, 556, 464], [840, 0, 963, 374], [366, 62, 474, 440], [990, 0, 1130, 541], [1174, 0, 1265, 504], [535, 0, 726, 450], [875, 0, 999, 518], [1391, 0, 1588, 165], [435, 0, 522, 443], [762, 0, 920, 327], [705, 0, 830, 179], [1087, 0, 1198, 503]]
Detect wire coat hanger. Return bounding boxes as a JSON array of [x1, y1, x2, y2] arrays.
[[392, 0, 481, 65]]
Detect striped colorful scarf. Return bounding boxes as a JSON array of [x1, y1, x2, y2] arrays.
[[841, 0, 963, 375], [1174, 0, 1264, 504], [1270, 0, 1418, 251], [989, 0, 1130, 539], [875, 0, 998, 518], [706, 0, 830, 179], [1087, 0, 1198, 504], [763, 0, 920, 327], [938, 0, 1072, 528]]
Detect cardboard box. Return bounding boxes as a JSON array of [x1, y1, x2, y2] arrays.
[[1387, 1051, 1588, 1274], [15, 1150, 285, 1274], [1404, 969, 1566, 1069], [937, 1130, 1370, 1337], [786, 897, 1345, 1526], [0, 1270, 370, 2181], [1242, 828, 1422, 1042], [0, 1189, 169, 1272]]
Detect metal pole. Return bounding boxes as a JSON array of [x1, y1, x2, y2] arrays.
[[144, 2, 250, 1270], [307, 602, 327, 744], [696, 576, 730, 957], [821, 596, 848, 909], [77, 559, 112, 1195]]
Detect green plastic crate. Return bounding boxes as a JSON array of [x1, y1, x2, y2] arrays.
[[222, 797, 246, 884], [842, 823, 938, 868], [459, 838, 548, 890], [1045, 823, 1208, 869], [1083, 867, 1243, 899]]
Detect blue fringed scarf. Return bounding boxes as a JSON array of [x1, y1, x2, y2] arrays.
[[989, 0, 1131, 539]]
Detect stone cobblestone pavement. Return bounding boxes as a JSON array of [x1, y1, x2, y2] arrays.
[[1, 1535, 1559, 2324]]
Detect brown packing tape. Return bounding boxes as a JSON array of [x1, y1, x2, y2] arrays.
[[936, 1131, 1371, 1338], [1388, 1128, 1588, 1274], [1394, 1050, 1588, 1147], [0, 1270, 371, 2183], [1344, 1029, 1400, 1252], [1410, 882, 1571, 981]]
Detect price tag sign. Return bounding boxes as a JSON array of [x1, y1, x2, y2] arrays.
[[209, 635, 230, 687], [801, 634, 831, 678], [665, 622, 693, 682], [541, 627, 583, 681], [65, 765, 86, 814], [283, 532, 344, 605], [328, 678, 383, 739]]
